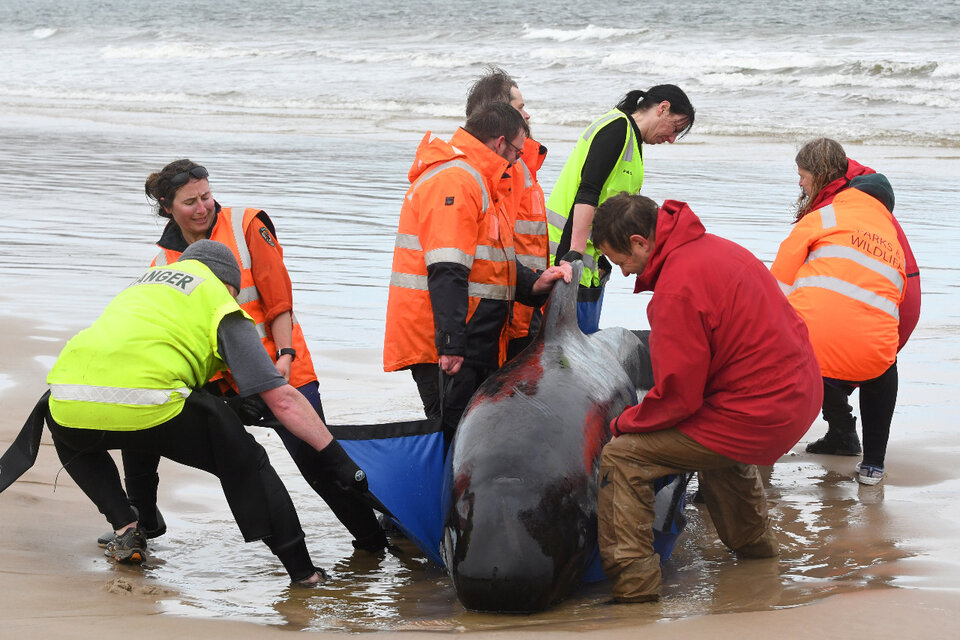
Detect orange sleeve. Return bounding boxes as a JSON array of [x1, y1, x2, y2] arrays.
[[770, 218, 817, 286], [245, 215, 294, 325]]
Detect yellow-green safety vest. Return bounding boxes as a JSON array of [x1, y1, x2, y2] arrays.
[[47, 260, 249, 430], [546, 109, 645, 287]]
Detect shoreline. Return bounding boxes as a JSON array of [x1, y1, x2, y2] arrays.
[[2, 309, 960, 637]]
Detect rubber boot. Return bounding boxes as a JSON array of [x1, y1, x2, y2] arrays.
[[805, 418, 862, 456]]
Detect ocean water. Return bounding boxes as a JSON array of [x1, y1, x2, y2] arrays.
[[2, 0, 959, 145], [2, 0, 960, 631]]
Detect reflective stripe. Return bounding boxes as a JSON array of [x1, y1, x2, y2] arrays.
[[819, 204, 837, 229], [790, 275, 900, 320], [390, 272, 428, 291], [424, 247, 474, 268], [254, 322, 267, 339], [231, 209, 252, 269], [50, 383, 191, 405], [807, 246, 904, 293], [468, 282, 514, 300], [423, 245, 514, 267], [581, 251, 597, 271], [515, 220, 547, 235], [407, 159, 490, 213], [155, 250, 168, 266], [548, 237, 597, 270], [622, 130, 635, 162], [580, 112, 634, 162], [236, 285, 260, 305], [390, 272, 514, 301], [518, 158, 533, 189], [395, 233, 422, 251], [546, 207, 568, 230], [517, 253, 548, 270], [581, 112, 621, 141], [475, 245, 513, 262]]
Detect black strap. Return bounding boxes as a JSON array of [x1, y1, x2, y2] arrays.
[[0, 391, 50, 494]]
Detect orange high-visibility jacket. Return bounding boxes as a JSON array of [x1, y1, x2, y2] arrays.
[[152, 206, 318, 389], [383, 128, 518, 372], [771, 188, 906, 381], [506, 136, 549, 342]]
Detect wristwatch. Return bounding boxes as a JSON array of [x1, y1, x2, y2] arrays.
[[276, 347, 297, 361]]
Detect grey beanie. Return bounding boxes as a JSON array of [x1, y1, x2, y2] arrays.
[[179, 239, 241, 291]]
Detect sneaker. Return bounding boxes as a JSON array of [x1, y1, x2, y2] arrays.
[[104, 527, 147, 564], [97, 506, 166, 547], [855, 462, 885, 485], [805, 431, 862, 456]]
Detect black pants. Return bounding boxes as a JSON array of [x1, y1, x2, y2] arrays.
[[409, 362, 493, 448], [46, 391, 314, 581], [824, 360, 898, 467], [122, 381, 383, 549]]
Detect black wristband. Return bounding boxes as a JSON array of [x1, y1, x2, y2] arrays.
[[276, 347, 296, 361], [561, 250, 584, 263]]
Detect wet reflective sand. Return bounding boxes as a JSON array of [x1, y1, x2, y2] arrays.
[[114, 439, 914, 633]]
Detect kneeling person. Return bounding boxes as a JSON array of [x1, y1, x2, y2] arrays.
[[592, 194, 822, 603], [45, 240, 364, 585]]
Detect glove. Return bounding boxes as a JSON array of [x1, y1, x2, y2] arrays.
[[224, 394, 268, 425], [561, 250, 583, 263], [314, 440, 369, 495]]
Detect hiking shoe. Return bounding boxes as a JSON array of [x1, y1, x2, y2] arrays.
[[104, 527, 147, 564], [97, 506, 166, 547], [855, 462, 885, 486], [805, 431, 862, 456]]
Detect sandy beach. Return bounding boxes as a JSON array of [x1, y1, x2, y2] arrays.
[[3, 301, 960, 638]]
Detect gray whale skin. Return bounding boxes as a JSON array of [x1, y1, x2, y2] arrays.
[[441, 261, 650, 612]]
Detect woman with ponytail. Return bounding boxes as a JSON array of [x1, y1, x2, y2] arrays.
[[545, 84, 695, 333]]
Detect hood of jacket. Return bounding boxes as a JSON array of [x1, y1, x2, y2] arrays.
[[407, 127, 511, 187], [806, 158, 875, 214], [521, 136, 547, 179], [633, 199, 705, 293]]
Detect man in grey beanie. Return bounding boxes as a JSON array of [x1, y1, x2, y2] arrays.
[[3, 241, 371, 586], [180, 238, 243, 292]]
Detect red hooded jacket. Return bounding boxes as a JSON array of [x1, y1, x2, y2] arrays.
[[804, 159, 921, 350], [612, 201, 823, 465]]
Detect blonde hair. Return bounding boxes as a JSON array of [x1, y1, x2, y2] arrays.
[[794, 138, 847, 220]]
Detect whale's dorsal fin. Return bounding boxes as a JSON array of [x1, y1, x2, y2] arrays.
[[539, 260, 584, 345]]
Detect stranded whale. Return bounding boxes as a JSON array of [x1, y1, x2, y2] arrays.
[[440, 261, 682, 612]]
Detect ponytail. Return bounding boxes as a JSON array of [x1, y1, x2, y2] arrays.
[[617, 84, 695, 137]]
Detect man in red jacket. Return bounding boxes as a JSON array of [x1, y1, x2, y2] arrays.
[[591, 194, 823, 603]]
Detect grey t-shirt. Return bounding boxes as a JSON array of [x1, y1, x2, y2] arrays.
[[216, 311, 287, 397]]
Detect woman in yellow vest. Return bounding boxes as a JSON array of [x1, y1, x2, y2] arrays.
[[545, 84, 695, 333], [102, 160, 385, 553], [43, 241, 369, 584], [771, 138, 906, 486]]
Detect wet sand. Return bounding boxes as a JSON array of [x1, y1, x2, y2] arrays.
[[2, 311, 960, 639]]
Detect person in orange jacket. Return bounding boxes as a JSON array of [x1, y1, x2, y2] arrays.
[[465, 66, 550, 361], [772, 138, 911, 485], [383, 103, 572, 446], [100, 160, 386, 553]]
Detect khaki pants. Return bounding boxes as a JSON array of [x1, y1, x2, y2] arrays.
[[598, 429, 778, 601]]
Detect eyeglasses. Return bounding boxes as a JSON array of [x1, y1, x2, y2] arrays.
[[504, 138, 524, 158], [169, 165, 209, 188]]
